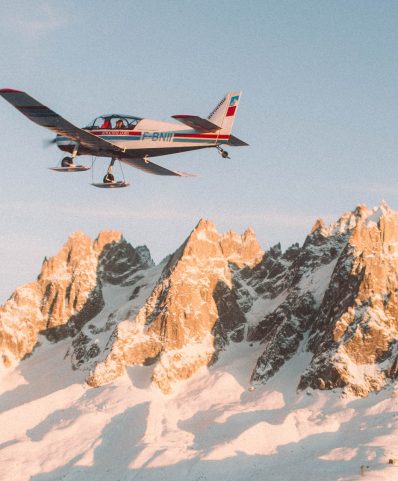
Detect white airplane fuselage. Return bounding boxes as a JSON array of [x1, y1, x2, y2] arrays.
[[56, 118, 230, 159]]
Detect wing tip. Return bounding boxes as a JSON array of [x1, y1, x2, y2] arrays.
[[0, 88, 23, 94], [177, 171, 197, 177]]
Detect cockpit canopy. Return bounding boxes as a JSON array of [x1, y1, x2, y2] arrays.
[[85, 114, 142, 130]]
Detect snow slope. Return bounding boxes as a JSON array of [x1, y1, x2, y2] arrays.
[[1, 336, 397, 481]]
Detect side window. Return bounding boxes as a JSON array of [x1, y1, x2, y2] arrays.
[[84, 118, 101, 130], [92, 117, 104, 129], [128, 118, 139, 129]]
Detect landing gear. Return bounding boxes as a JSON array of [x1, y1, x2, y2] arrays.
[[49, 143, 90, 172], [103, 158, 116, 183], [62, 143, 79, 167], [103, 172, 115, 183], [61, 156, 73, 167], [91, 157, 129, 188], [216, 146, 230, 159]]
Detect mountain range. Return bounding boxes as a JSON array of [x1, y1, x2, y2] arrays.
[[1, 203, 398, 481]]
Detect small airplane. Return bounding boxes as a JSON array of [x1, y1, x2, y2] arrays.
[[0, 89, 248, 188]]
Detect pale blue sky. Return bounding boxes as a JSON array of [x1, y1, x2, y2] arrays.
[[1, 0, 398, 301]]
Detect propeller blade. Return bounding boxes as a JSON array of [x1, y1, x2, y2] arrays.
[[43, 137, 57, 148]]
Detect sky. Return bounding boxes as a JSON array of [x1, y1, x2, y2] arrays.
[[1, 0, 398, 301]]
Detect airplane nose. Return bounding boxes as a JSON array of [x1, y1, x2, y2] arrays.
[[43, 137, 57, 148]]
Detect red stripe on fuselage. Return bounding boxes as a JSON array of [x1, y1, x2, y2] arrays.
[[88, 130, 229, 139], [174, 133, 229, 139], [90, 130, 142, 136]]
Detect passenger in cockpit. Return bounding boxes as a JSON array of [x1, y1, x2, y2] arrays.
[[101, 119, 111, 129]]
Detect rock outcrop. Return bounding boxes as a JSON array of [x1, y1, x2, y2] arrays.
[[242, 202, 398, 396], [299, 203, 398, 395], [87, 219, 263, 392], [0, 231, 152, 367]]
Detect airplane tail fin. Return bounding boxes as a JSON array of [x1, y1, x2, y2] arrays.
[[208, 91, 242, 135]]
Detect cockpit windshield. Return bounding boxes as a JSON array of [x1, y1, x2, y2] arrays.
[[85, 114, 142, 130]]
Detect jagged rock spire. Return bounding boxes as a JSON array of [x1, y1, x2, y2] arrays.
[[87, 220, 264, 392], [0, 231, 151, 367]]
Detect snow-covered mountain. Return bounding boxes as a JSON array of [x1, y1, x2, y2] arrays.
[[1, 203, 398, 481]]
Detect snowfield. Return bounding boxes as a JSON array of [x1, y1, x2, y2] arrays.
[[1, 336, 397, 481]]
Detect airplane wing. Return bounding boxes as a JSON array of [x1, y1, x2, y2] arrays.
[[121, 157, 195, 176], [0, 89, 122, 154], [227, 134, 249, 146], [172, 115, 220, 133]]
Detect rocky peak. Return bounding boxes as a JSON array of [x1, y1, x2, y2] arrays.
[[323, 203, 378, 238], [0, 231, 151, 367], [182, 218, 225, 259], [98, 236, 154, 286], [93, 230, 122, 253], [39, 231, 92, 281], [87, 221, 263, 392], [309, 218, 325, 236], [182, 218, 263, 268], [221, 227, 263, 268], [135, 245, 153, 267], [194, 217, 218, 232], [247, 202, 398, 396], [297, 202, 398, 395]]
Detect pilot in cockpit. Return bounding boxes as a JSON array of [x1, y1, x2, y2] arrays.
[[115, 119, 126, 129]]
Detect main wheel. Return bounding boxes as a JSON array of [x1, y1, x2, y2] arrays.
[[103, 173, 115, 183], [222, 150, 229, 158], [61, 156, 74, 167]]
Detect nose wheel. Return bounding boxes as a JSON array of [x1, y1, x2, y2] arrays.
[[102, 158, 117, 184], [103, 172, 115, 184], [216, 146, 230, 159], [61, 156, 73, 167], [50, 156, 90, 172], [49, 143, 90, 172]]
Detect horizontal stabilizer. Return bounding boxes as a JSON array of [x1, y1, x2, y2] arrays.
[[172, 115, 220, 133], [121, 157, 195, 177], [227, 134, 249, 146]]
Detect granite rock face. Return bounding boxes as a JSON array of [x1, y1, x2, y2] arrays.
[[299, 203, 398, 395], [87, 219, 263, 392], [0, 231, 152, 366]]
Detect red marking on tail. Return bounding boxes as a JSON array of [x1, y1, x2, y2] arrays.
[[226, 106, 236, 117]]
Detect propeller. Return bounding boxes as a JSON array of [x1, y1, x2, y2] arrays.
[[43, 137, 57, 148]]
